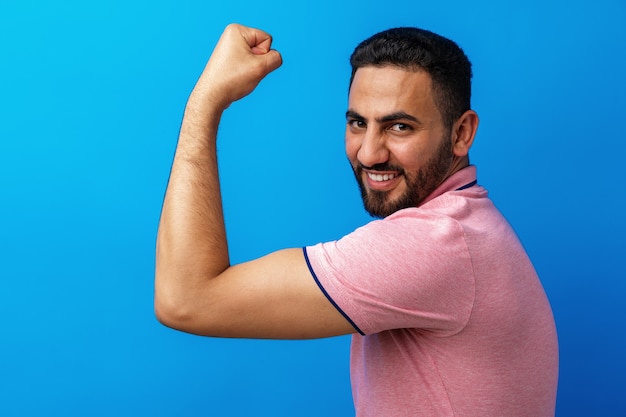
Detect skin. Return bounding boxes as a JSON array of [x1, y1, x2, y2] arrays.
[[154, 24, 354, 339], [346, 66, 479, 217], [154, 24, 478, 340]]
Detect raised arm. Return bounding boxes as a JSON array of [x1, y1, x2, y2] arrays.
[[154, 24, 355, 339]]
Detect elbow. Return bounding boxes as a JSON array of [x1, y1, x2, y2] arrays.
[[154, 287, 181, 330], [154, 269, 217, 336], [154, 290, 216, 336], [154, 272, 195, 332], [154, 291, 202, 334], [153, 247, 194, 331], [154, 290, 178, 329]]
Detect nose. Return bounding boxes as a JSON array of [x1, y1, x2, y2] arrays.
[[356, 131, 389, 168]]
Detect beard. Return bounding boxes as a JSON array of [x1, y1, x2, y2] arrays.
[[352, 138, 454, 218]]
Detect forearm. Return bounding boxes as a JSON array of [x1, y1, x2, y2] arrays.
[[155, 100, 228, 317], [154, 23, 283, 329]]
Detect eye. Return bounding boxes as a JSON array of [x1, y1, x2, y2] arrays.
[[348, 119, 366, 130], [389, 123, 411, 132]]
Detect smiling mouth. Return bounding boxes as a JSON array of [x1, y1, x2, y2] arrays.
[[367, 172, 399, 182]]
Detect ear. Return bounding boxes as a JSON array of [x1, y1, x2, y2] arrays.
[[451, 110, 479, 157]]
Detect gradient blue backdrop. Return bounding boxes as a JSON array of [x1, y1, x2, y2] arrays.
[[1, 0, 625, 416]]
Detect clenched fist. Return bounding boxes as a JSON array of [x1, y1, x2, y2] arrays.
[[189, 23, 283, 112]]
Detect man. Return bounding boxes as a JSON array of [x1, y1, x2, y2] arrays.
[[155, 23, 559, 416]]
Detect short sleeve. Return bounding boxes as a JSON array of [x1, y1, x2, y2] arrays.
[[304, 210, 476, 336]]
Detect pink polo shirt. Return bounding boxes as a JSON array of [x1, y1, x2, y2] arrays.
[[304, 166, 558, 417]]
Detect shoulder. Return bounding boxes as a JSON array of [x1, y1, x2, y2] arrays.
[[307, 203, 474, 286], [305, 203, 478, 335]]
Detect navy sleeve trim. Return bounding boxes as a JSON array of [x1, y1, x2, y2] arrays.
[[302, 247, 365, 336]]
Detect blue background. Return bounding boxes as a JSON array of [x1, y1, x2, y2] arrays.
[[1, 0, 625, 415]]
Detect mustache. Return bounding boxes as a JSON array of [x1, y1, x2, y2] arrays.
[[358, 162, 405, 174]]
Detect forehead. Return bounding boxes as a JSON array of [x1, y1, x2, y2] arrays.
[[348, 66, 439, 119]]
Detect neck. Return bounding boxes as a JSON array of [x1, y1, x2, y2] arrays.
[[445, 155, 469, 181]]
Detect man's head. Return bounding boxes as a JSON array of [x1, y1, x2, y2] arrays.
[[346, 28, 478, 218], [349, 27, 472, 131]]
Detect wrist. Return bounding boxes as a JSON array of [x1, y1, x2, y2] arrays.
[[174, 98, 224, 159], [187, 87, 230, 113], [183, 92, 225, 131]]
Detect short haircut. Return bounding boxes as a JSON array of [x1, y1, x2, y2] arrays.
[[349, 27, 472, 129]]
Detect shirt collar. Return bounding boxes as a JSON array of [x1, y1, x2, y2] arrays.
[[419, 165, 478, 207]]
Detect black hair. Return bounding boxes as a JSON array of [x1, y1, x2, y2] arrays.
[[350, 27, 472, 129]]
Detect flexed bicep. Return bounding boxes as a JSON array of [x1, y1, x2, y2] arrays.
[[156, 248, 357, 339], [154, 24, 342, 341]]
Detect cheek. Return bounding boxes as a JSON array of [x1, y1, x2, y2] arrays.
[[389, 137, 440, 171], [387, 143, 421, 170]]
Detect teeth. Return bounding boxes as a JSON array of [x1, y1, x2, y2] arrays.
[[367, 172, 397, 182]]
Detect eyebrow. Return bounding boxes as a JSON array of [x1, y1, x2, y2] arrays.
[[346, 110, 365, 121], [345, 110, 422, 125]]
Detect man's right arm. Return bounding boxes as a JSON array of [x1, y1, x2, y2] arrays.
[[154, 24, 356, 339]]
